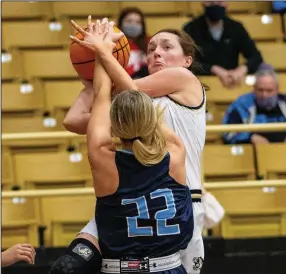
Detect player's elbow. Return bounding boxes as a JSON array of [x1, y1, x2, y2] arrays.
[[63, 114, 88, 135], [130, 82, 138, 91], [114, 83, 138, 94]]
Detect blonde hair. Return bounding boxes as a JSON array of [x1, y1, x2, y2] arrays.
[[110, 90, 166, 166]]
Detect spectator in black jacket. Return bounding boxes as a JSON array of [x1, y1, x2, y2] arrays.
[[184, 1, 263, 89]]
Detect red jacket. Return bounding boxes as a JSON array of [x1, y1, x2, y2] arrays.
[[125, 38, 150, 77]]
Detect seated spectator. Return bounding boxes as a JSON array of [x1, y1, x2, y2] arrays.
[[222, 65, 286, 144], [183, 1, 263, 89], [272, 1, 286, 14], [272, 1, 286, 41], [117, 7, 150, 79]]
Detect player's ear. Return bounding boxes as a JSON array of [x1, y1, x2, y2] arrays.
[[183, 56, 192, 68]]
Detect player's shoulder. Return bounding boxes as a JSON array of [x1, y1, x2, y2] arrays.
[[167, 67, 200, 87]]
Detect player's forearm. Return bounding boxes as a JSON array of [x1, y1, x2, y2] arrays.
[[63, 87, 94, 135], [97, 47, 138, 92], [87, 54, 112, 148], [93, 53, 112, 101]]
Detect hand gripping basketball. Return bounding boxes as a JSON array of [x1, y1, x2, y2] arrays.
[[70, 16, 130, 80], [70, 16, 122, 52]]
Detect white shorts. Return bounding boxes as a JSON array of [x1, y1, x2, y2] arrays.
[[180, 201, 205, 274], [79, 198, 205, 274]]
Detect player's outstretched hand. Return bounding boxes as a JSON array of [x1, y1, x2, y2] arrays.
[[70, 15, 124, 53], [1, 243, 36, 267]]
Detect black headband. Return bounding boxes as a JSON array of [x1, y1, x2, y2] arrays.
[[121, 137, 141, 142]]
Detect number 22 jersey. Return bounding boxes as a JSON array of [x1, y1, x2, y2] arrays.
[[95, 150, 194, 259]]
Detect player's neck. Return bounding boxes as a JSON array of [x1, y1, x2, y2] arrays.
[[122, 142, 133, 151]]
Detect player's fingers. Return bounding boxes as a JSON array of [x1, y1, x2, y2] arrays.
[[69, 36, 90, 48], [19, 254, 33, 265], [69, 35, 85, 44], [88, 15, 92, 25], [20, 244, 33, 248], [21, 246, 36, 259], [101, 17, 109, 25], [109, 21, 115, 28], [20, 244, 36, 256], [92, 23, 96, 32], [113, 32, 124, 42], [69, 36, 94, 51], [102, 21, 109, 39], [96, 19, 102, 34], [20, 250, 34, 264], [71, 20, 88, 36], [87, 15, 93, 32]]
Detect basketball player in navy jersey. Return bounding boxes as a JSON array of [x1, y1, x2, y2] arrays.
[[63, 18, 206, 274], [50, 18, 194, 274]]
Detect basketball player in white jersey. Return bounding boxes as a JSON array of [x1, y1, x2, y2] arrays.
[[64, 18, 206, 274]]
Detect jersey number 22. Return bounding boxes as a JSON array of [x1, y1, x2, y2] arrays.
[[122, 188, 180, 237]]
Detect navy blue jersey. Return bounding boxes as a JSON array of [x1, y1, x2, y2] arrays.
[[96, 150, 194, 259]]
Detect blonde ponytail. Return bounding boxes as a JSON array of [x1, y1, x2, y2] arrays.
[[132, 126, 166, 166], [110, 90, 167, 165]]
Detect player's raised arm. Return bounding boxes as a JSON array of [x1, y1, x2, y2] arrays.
[[70, 16, 114, 149], [63, 80, 94, 135]]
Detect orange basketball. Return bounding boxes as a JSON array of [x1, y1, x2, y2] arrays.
[[70, 26, 130, 81]]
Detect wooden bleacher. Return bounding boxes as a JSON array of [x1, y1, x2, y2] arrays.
[[22, 49, 77, 79], [201, 75, 252, 123], [231, 14, 283, 41], [52, 2, 120, 18], [2, 198, 40, 249], [2, 20, 70, 50], [256, 143, 286, 179], [257, 42, 286, 71], [278, 73, 286, 92], [13, 150, 92, 189], [2, 148, 15, 191], [2, 80, 45, 113], [2, 113, 61, 134], [43, 80, 83, 115], [146, 16, 190, 36], [210, 185, 286, 238], [203, 144, 256, 182], [41, 195, 95, 246], [205, 103, 222, 144], [2, 2, 53, 20], [2, 50, 24, 81], [188, 2, 271, 16], [119, 2, 188, 15], [284, 14, 286, 38]]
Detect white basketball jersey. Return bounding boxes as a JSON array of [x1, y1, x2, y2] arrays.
[[152, 90, 206, 190]]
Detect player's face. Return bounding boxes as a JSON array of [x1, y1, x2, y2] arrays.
[[147, 32, 190, 74]]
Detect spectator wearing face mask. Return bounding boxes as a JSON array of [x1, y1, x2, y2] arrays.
[[183, 1, 263, 89], [118, 7, 150, 79], [222, 65, 286, 144]]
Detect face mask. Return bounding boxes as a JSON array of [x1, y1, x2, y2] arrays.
[[256, 95, 278, 110], [122, 23, 142, 38], [205, 5, 226, 22]]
